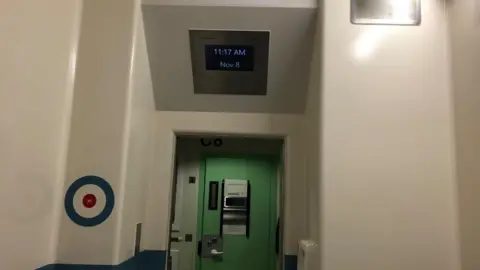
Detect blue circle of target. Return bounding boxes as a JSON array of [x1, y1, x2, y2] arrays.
[[64, 175, 115, 227]]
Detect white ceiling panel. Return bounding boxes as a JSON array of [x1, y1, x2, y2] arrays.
[[142, 5, 317, 113]]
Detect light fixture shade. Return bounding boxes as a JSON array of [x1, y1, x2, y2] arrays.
[[351, 0, 421, 25]]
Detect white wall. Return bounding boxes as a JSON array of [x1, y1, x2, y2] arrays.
[[448, 0, 480, 269], [304, 6, 321, 247], [319, 0, 460, 270], [116, 3, 156, 263], [57, 0, 141, 265], [144, 112, 306, 255], [0, 1, 82, 269], [171, 154, 200, 270]]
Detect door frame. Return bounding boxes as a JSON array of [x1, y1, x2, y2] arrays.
[[166, 157, 179, 270], [167, 140, 286, 270], [146, 112, 306, 270], [194, 153, 284, 270]]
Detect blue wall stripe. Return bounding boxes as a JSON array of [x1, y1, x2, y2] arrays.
[[118, 250, 166, 270], [37, 264, 112, 270], [36, 265, 56, 270], [284, 254, 298, 270], [36, 250, 166, 270], [38, 251, 296, 270]]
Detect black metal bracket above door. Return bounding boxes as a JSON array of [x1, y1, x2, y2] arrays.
[[219, 180, 225, 236], [197, 240, 202, 256], [208, 181, 219, 210], [246, 182, 251, 238]]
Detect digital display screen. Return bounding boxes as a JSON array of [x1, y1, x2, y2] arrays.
[[205, 45, 254, 71]]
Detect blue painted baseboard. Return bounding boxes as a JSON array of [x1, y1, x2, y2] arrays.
[[39, 251, 295, 270], [284, 254, 298, 270], [36, 266, 56, 270], [37, 250, 166, 270]]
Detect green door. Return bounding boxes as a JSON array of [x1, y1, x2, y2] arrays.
[[196, 156, 278, 270]]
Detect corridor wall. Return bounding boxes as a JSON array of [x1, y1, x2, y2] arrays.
[[318, 0, 460, 269], [115, 2, 156, 265], [303, 0, 321, 251], [0, 1, 82, 269], [302, 3, 322, 269], [56, 0, 156, 266], [449, 0, 480, 269]]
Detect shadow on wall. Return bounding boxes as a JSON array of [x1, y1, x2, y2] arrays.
[[36, 250, 166, 270]]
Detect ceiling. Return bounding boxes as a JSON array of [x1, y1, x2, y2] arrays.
[[142, 3, 317, 113], [142, 0, 317, 9]]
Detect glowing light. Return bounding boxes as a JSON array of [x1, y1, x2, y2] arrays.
[[390, 0, 413, 21], [353, 0, 413, 60], [353, 27, 387, 60]]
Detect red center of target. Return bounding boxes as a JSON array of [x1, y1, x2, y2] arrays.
[[82, 194, 97, 208]]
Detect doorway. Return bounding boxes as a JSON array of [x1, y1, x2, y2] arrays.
[[168, 135, 284, 270]]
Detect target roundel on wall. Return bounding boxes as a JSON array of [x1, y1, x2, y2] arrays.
[[64, 175, 115, 227]]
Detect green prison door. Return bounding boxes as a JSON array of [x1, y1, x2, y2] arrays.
[[196, 156, 278, 270]]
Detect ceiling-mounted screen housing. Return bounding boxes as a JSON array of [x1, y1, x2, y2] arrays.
[[351, 0, 421, 25], [190, 30, 269, 95]]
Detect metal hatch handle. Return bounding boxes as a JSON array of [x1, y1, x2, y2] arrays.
[[211, 249, 224, 256]]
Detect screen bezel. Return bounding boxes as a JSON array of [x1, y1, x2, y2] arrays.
[[189, 30, 269, 95]]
